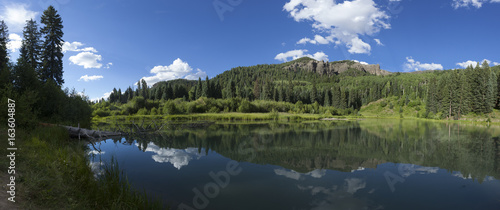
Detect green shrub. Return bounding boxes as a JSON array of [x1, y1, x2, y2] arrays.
[[380, 101, 387, 108], [239, 99, 254, 113]]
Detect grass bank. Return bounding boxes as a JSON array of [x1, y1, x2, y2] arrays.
[[92, 112, 334, 123], [0, 126, 162, 209]]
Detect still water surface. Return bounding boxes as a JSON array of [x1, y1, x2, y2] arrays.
[[89, 119, 500, 210]]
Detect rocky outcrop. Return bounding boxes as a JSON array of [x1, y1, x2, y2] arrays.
[[284, 60, 391, 76]]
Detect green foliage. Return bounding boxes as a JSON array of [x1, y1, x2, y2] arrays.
[[0, 20, 9, 70], [9, 126, 162, 209], [238, 99, 254, 113], [40, 6, 64, 86]]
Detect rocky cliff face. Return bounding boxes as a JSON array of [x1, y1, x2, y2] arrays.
[[284, 60, 391, 76]]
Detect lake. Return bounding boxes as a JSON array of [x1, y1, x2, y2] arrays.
[[89, 119, 500, 210]]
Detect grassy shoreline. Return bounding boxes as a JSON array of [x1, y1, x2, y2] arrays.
[[0, 126, 162, 209], [92, 111, 500, 126]]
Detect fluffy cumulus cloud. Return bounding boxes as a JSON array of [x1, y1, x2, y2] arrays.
[[284, 0, 390, 54], [275, 49, 329, 62], [79, 75, 103, 82], [65, 41, 108, 69], [141, 58, 208, 86], [404, 57, 443, 71], [452, 0, 500, 9], [62, 41, 97, 53], [69, 52, 103, 69], [456, 59, 498, 68], [6, 33, 22, 52], [0, 3, 38, 33]]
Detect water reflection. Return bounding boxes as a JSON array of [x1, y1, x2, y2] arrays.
[[274, 168, 327, 180], [137, 142, 205, 169], [90, 119, 500, 209]]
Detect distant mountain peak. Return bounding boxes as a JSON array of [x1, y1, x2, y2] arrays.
[[283, 59, 391, 76]]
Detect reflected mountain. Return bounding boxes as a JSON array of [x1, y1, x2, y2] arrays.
[[97, 119, 500, 181]]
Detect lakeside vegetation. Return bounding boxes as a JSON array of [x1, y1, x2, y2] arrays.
[[0, 126, 162, 209]]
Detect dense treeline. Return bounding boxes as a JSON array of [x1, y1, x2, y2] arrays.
[[95, 56, 500, 120], [0, 6, 91, 127]]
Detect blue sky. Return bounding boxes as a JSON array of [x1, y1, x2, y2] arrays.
[[2, 0, 500, 100]]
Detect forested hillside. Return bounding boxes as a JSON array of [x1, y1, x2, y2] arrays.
[[94, 57, 500, 120]]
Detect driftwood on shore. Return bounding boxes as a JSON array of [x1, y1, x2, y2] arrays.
[[61, 125, 122, 139]]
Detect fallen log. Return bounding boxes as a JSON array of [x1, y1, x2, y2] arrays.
[[60, 125, 122, 139]]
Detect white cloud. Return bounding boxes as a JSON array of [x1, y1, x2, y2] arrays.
[[284, 0, 390, 54], [137, 143, 205, 170], [345, 178, 366, 194], [0, 3, 38, 33], [353, 60, 369, 65], [404, 57, 443, 71], [62, 41, 97, 53], [104, 62, 113, 69], [456, 59, 497, 68], [452, 0, 500, 8], [274, 49, 329, 62], [297, 35, 332, 45], [374, 38, 384, 46], [274, 168, 326, 180], [69, 52, 103, 69], [6, 33, 22, 52], [79, 75, 103, 82], [140, 58, 208, 86]]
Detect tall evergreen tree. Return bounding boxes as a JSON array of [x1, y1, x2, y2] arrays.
[[311, 81, 317, 103], [196, 77, 202, 99], [324, 89, 330, 107], [203, 76, 211, 97], [19, 19, 42, 71], [141, 79, 148, 99], [40, 6, 64, 86], [253, 78, 260, 100], [0, 21, 10, 89], [0, 20, 8, 71]]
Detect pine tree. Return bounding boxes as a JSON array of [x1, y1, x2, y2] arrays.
[[340, 88, 347, 109], [19, 19, 42, 71], [141, 79, 148, 99], [324, 89, 330, 107], [253, 78, 260, 100], [155, 86, 163, 100], [136, 80, 141, 97], [0, 21, 9, 71], [204, 76, 211, 98], [196, 77, 202, 99], [286, 80, 293, 103], [40, 6, 64, 86], [166, 83, 173, 100], [311, 81, 317, 103]]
